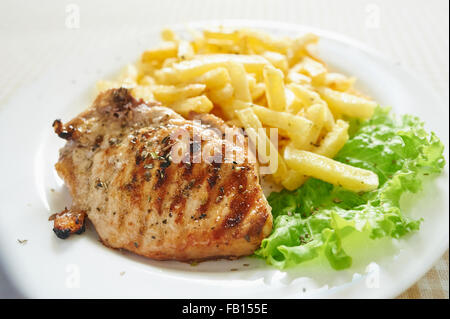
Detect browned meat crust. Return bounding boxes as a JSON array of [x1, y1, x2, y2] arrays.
[[53, 208, 86, 239], [52, 88, 272, 261]]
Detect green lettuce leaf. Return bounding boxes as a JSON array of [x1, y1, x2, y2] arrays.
[[255, 107, 445, 270]]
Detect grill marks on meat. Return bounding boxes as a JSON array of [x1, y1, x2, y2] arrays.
[[52, 88, 272, 261]]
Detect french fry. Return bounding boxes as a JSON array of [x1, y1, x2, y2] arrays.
[[313, 119, 349, 157], [282, 118, 348, 190], [254, 93, 268, 108], [136, 60, 158, 78], [286, 70, 312, 85], [142, 42, 178, 62], [285, 88, 304, 114], [246, 73, 265, 101], [204, 38, 241, 53], [288, 83, 323, 107], [324, 73, 355, 92], [250, 82, 266, 101], [263, 65, 287, 111], [177, 40, 195, 60], [239, 29, 289, 54], [229, 99, 253, 111], [304, 103, 326, 147], [169, 95, 213, 117], [236, 108, 288, 182], [281, 170, 308, 191], [203, 28, 240, 42], [292, 56, 327, 84], [155, 54, 269, 84], [322, 104, 335, 131], [207, 83, 234, 107], [152, 83, 206, 104], [131, 86, 155, 103], [284, 147, 379, 192], [282, 119, 348, 191], [288, 33, 319, 65], [251, 104, 313, 149], [304, 43, 323, 64], [227, 61, 252, 102], [289, 83, 335, 131], [160, 28, 179, 42], [138, 75, 156, 86], [262, 51, 288, 74], [318, 87, 376, 119], [247, 73, 257, 88], [218, 99, 250, 120], [192, 67, 230, 90], [162, 57, 178, 68], [236, 107, 262, 129], [189, 27, 208, 53], [226, 118, 243, 128]]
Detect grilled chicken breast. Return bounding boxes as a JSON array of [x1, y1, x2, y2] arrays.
[[52, 88, 272, 260]]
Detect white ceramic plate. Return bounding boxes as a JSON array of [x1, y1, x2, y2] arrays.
[[0, 20, 448, 299]]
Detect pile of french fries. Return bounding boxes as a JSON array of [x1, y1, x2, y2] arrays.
[[97, 27, 379, 192]]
